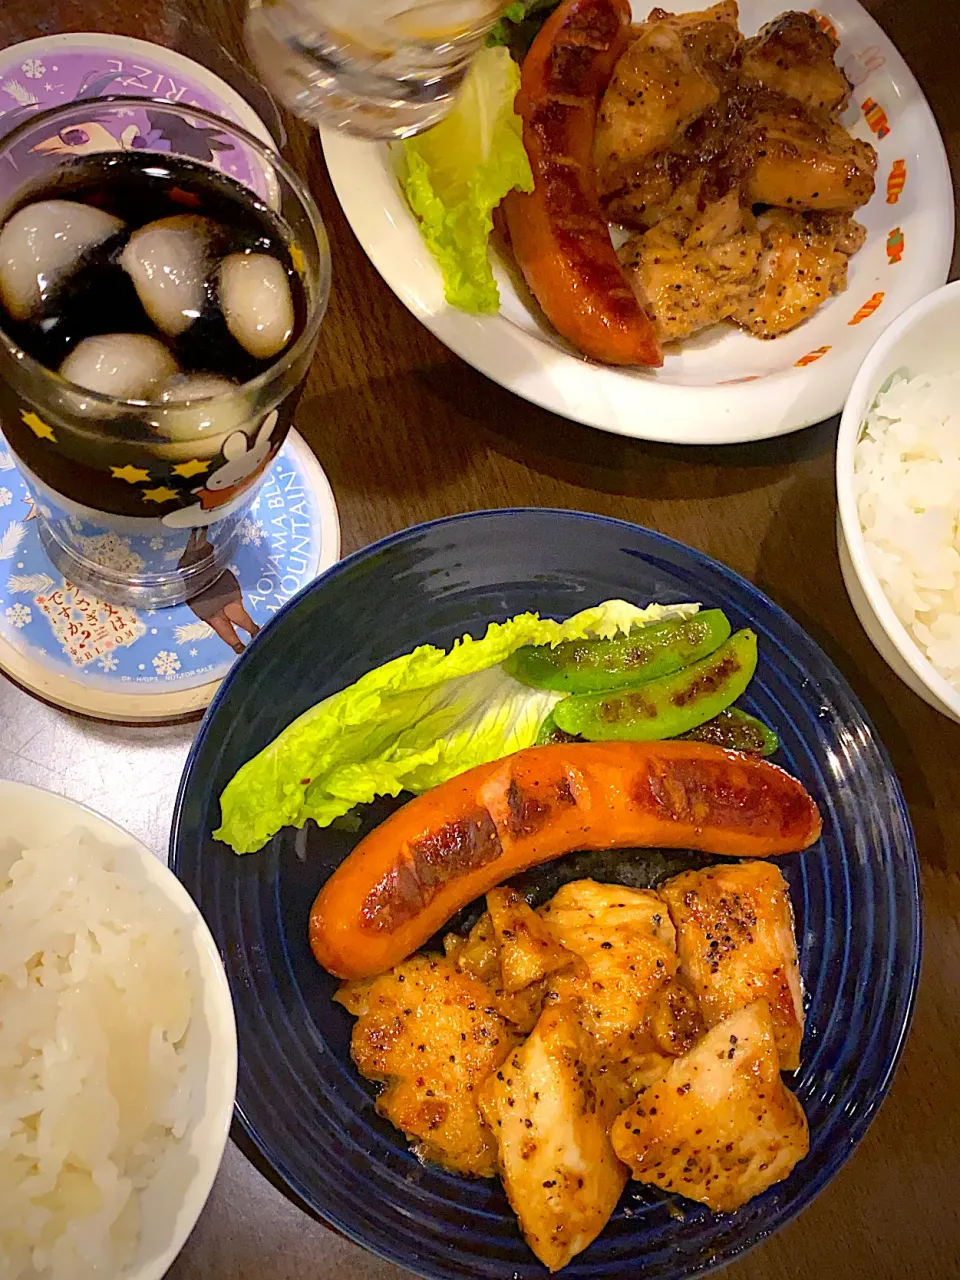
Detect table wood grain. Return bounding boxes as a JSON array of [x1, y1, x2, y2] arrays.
[[1, 0, 958, 1276]]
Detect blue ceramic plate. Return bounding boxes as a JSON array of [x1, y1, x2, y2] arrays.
[[171, 510, 921, 1280]]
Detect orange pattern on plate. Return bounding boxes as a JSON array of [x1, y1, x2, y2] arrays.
[[862, 98, 890, 139], [886, 158, 906, 203], [809, 10, 838, 40], [848, 292, 885, 325], [795, 346, 832, 367], [886, 228, 904, 264]]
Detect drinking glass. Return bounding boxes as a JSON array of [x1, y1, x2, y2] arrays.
[[245, 0, 508, 140], [0, 99, 330, 609]]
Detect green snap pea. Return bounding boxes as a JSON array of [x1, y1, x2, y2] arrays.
[[535, 710, 584, 746], [678, 707, 778, 756], [551, 629, 757, 742], [505, 609, 731, 693]]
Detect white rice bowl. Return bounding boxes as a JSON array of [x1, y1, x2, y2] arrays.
[[854, 371, 960, 688], [0, 783, 236, 1280]]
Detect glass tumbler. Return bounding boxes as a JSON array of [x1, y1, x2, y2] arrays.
[[0, 99, 330, 609], [245, 0, 509, 140]]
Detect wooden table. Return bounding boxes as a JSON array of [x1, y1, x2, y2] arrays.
[[1, 0, 958, 1276]]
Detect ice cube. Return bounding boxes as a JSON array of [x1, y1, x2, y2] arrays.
[[160, 373, 238, 403], [121, 215, 217, 338], [0, 199, 124, 322], [219, 253, 294, 360], [158, 373, 249, 440], [59, 333, 179, 400]]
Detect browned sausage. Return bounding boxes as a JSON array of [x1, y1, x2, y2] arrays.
[[503, 0, 663, 366], [310, 741, 821, 979]]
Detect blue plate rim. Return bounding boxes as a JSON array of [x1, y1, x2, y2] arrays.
[[170, 507, 923, 1278]]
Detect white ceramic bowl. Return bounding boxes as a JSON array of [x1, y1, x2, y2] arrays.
[[0, 779, 238, 1279], [837, 278, 960, 723]]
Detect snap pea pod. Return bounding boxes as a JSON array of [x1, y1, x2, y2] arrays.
[[679, 707, 778, 756], [552, 629, 757, 742], [535, 710, 584, 746], [504, 609, 731, 693]]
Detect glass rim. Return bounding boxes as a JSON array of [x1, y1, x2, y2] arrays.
[[0, 95, 330, 411]]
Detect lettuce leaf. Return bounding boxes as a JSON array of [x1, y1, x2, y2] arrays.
[[400, 45, 533, 313], [487, 0, 561, 55], [214, 599, 698, 854]]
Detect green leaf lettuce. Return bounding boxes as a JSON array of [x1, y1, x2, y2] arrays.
[[400, 45, 533, 313], [214, 599, 698, 854]]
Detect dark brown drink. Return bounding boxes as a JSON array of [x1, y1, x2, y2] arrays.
[[0, 150, 308, 517], [0, 98, 329, 608]]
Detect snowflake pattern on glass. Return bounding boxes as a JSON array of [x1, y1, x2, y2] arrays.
[[21, 58, 46, 79], [98, 653, 120, 672], [5, 602, 31, 628], [0, 487, 11, 507], [239, 518, 266, 547], [152, 649, 181, 678]]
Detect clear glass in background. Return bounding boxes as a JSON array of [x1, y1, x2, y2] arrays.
[[245, 0, 508, 140], [0, 99, 331, 610]]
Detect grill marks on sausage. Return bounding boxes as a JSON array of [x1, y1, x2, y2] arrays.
[[506, 774, 577, 839], [362, 809, 502, 932], [361, 774, 580, 931], [636, 756, 816, 840], [523, 0, 645, 315]]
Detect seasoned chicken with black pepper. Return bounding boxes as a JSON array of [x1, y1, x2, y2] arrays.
[[487, 885, 575, 993], [740, 11, 852, 115], [336, 954, 520, 1176], [620, 192, 762, 342], [610, 1000, 809, 1211], [443, 912, 545, 1034], [478, 1003, 628, 1273], [659, 860, 804, 1068], [594, 3, 741, 209], [732, 208, 866, 339], [541, 880, 703, 1091], [728, 88, 876, 213]]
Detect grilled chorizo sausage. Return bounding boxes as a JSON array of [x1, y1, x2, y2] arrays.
[[503, 0, 663, 367], [309, 741, 821, 979]]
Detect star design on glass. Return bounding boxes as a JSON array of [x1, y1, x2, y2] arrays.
[[141, 485, 179, 504], [111, 463, 151, 484], [172, 458, 210, 478], [21, 410, 56, 442]]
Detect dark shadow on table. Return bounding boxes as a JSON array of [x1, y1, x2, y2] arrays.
[[418, 360, 839, 502], [231, 1123, 339, 1234]]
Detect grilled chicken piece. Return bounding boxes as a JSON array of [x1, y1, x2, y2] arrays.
[[741, 11, 851, 115], [611, 1001, 809, 1212], [620, 192, 762, 343], [540, 880, 701, 1090], [648, 1, 743, 92], [595, 20, 722, 202], [732, 208, 865, 339], [729, 88, 876, 212], [479, 1003, 628, 1272], [596, 4, 742, 227], [444, 911, 547, 1034], [338, 954, 519, 1176], [659, 860, 804, 1068], [486, 886, 574, 993]]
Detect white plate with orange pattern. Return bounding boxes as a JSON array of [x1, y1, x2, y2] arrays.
[[321, 0, 953, 444]]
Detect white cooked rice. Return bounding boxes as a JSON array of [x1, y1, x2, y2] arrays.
[[0, 829, 192, 1279], [854, 370, 960, 688]]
